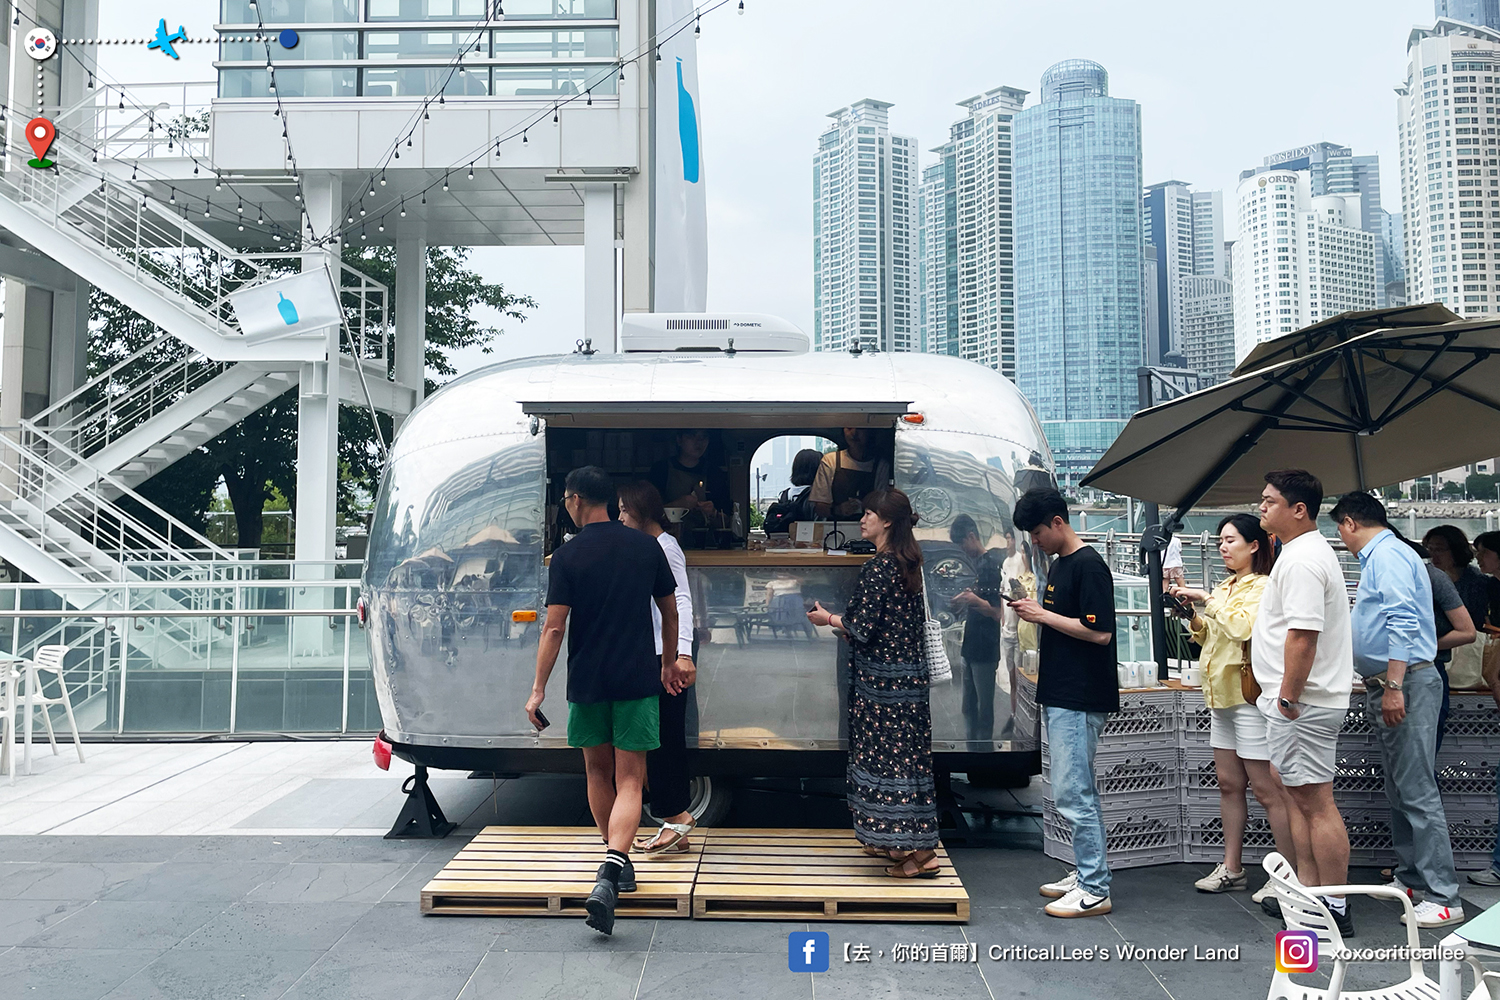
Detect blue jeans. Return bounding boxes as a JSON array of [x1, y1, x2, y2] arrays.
[[1366, 666, 1461, 907], [1045, 706, 1111, 897]]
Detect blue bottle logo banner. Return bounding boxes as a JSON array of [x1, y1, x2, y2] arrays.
[[228, 269, 343, 345], [676, 58, 700, 184], [277, 293, 299, 326]]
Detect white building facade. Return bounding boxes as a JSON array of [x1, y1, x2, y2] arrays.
[[1142, 180, 1226, 365], [812, 100, 919, 353], [1397, 19, 1500, 318], [1179, 275, 1236, 384], [1232, 171, 1377, 361]]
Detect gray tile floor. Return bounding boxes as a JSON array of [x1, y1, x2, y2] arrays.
[[0, 774, 1495, 1000]]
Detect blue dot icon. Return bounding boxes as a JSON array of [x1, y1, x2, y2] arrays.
[[278, 29, 299, 49]]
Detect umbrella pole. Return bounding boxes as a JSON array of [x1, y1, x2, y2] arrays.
[[1141, 502, 1170, 682]]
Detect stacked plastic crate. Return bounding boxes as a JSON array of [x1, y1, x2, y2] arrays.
[[1041, 689, 1181, 870], [1180, 686, 1500, 871]]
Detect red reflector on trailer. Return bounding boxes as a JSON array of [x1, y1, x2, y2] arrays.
[[372, 734, 392, 771]]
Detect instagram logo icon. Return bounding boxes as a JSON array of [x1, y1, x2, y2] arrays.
[[1275, 930, 1319, 973]]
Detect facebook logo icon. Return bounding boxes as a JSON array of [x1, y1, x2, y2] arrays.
[[788, 932, 829, 972]]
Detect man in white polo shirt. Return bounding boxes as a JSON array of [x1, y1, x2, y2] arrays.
[[1251, 469, 1355, 935]]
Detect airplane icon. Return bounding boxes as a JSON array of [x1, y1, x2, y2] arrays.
[[148, 19, 186, 60]]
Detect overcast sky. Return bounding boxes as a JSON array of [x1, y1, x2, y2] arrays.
[[97, 0, 1437, 374]]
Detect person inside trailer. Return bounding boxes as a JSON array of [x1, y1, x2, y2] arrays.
[[810, 427, 893, 520]]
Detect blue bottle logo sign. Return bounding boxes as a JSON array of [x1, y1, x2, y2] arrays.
[[277, 293, 299, 326], [676, 58, 699, 184]]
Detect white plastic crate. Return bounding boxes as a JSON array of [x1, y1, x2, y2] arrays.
[[1042, 798, 1181, 870], [1040, 744, 1180, 810], [1181, 801, 1276, 865]]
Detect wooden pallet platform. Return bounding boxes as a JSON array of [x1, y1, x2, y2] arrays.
[[692, 828, 969, 922], [421, 826, 700, 917]]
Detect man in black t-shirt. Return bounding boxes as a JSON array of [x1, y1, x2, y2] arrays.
[[1012, 488, 1118, 920], [949, 515, 1005, 743], [525, 466, 684, 937]]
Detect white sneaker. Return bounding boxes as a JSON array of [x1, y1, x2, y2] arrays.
[[1044, 885, 1112, 918], [1251, 883, 1275, 904], [1384, 875, 1423, 902], [1401, 900, 1465, 928], [1469, 868, 1500, 887], [1194, 863, 1247, 893], [1039, 870, 1079, 899]]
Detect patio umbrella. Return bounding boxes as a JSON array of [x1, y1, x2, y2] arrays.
[[1081, 319, 1500, 517], [1230, 303, 1460, 378]]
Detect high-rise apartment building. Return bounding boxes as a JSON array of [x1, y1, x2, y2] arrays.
[[1437, 0, 1500, 30], [812, 100, 919, 353], [1142, 180, 1226, 364], [919, 161, 953, 355], [919, 86, 1028, 375], [1382, 210, 1408, 306], [1179, 276, 1236, 384], [1232, 170, 1377, 360], [1014, 59, 1144, 487], [1397, 20, 1500, 319]]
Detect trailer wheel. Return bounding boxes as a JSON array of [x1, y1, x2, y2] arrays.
[[644, 776, 732, 828]]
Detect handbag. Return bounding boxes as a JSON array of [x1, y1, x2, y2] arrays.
[[1239, 638, 1262, 704], [920, 582, 953, 684]]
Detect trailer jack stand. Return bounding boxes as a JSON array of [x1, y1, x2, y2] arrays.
[[385, 765, 457, 839]]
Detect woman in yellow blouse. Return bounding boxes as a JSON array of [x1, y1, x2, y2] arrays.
[[1170, 513, 1297, 898]]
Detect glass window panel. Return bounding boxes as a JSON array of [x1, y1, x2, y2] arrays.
[[362, 66, 491, 97], [500, 0, 616, 18], [220, 31, 359, 61], [219, 67, 359, 98], [491, 28, 617, 61], [366, 0, 486, 19], [490, 65, 616, 97], [221, 0, 358, 23], [364, 30, 478, 60]]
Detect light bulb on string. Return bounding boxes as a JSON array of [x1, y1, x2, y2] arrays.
[[442, 173, 449, 191], [424, 107, 430, 121], [399, 201, 406, 218], [380, 172, 387, 187], [368, 181, 375, 198], [118, 95, 124, 110], [237, 199, 244, 215], [522, 129, 528, 143], [619, 64, 625, 83], [359, 206, 366, 216], [214, 175, 222, 192], [695, 15, 700, 36], [587, 91, 592, 106], [169, 189, 176, 204], [204, 199, 212, 218], [468, 164, 474, 180], [738, 0, 744, 12], [257, 208, 264, 224], [495, 0, 504, 19], [378, 220, 384, 233]]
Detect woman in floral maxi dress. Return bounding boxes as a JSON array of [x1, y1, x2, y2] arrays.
[[807, 488, 940, 878]]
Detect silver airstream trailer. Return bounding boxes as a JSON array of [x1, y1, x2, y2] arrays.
[[364, 314, 1056, 820]]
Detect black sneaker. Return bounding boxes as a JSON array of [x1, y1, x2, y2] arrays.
[[616, 860, 636, 894], [1261, 897, 1282, 920], [585, 877, 617, 936], [1329, 905, 1354, 938]]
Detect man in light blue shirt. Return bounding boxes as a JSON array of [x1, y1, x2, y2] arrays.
[[1330, 491, 1462, 929]]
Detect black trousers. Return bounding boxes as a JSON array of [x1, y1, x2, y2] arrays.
[[646, 635, 700, 818]]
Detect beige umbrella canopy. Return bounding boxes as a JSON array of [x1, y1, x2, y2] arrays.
[[1230, 303, 1460, 378], [1082, 319, 1500, 511]]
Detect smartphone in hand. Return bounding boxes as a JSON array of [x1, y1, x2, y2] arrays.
[[533, 709, 550, 731]]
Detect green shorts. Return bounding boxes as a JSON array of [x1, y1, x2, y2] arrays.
[[567, 695, 661, 752]]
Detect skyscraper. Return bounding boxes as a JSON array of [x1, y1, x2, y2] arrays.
[[1142, 180, 1226, 364], [1437, 0, 1500, 30], [812, 100, 919, 353], [1179, 276, 1236, 384], [1240, 142, 1389, 303], [1382, 210, 1408, 306], [918, 161, 951, 355], [1232, 170, 1377, 360], [1397, 20, 1500, 318], [1014, 59, 1143, 487]]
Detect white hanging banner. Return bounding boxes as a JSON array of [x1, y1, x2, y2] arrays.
[[228, 269, 342, 345], [653, 0, 708, 312]]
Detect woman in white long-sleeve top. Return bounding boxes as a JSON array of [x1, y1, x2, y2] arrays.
[[617, 481, 699, 854]]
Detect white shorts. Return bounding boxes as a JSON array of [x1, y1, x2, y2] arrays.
[[1263, 704, 1343, 787], [1208, 703, 1271, 760]]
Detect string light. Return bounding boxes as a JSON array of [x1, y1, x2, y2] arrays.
[[399, 200, 406, 217], [738, 0, 744, 12], [467, 164, 474, 180], [442, 173, 449, 191], [695, 15, 700, 36]]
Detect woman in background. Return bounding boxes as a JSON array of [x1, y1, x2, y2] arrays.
[[617, 481, 699, 854], [807, 488, 939, 877], [1171, 514, 1296, 899]]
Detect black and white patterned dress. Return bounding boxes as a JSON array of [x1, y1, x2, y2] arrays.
[[841, 552, 939, 852]]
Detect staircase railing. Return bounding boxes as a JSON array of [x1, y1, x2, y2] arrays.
[[0, 429, 232, 580]]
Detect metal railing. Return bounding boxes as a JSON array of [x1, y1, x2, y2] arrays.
[[1079, 529, 1365, 590], [45, 82, 216, 161], [0, 577, 370, 735]]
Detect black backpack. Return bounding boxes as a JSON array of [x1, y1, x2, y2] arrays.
[[763, 486, 812, 534]]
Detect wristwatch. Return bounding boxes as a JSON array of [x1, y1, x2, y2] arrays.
[[1278, 697, 1295, 711], [1378, 677, 1402, 691]]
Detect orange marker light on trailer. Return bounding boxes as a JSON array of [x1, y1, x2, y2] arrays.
[[512, 610, 538, 623], [902, 413, 926, 424]]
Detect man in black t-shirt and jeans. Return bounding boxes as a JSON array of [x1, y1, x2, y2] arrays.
[[1012, 488, 1119, 919], [526, 466, 686, 937]]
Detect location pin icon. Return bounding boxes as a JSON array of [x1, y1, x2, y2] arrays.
[[26, 117, 55, 167]]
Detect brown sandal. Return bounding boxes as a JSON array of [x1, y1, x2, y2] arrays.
[[885, 849, 940, 879], [861, 845, 888, 858]]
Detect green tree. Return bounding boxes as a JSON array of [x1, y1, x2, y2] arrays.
[[1467, 473, 1498, 503], [1440, 480, 1464, 499], [86, 246, 531, 550]]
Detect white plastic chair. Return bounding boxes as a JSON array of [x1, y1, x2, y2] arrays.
[[1472, 970, 1500, 999], [1262, 851, 1438, 999], [0, 658, 18, 784], [20, 645, 84, 774]]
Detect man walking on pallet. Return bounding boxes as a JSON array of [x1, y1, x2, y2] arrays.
[[526, 466, 687, 936]]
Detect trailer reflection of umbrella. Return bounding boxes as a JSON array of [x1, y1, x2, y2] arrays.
[[1082, 320, 1500, 519], [416, 546, 455, 564], [459, 525, 519, 549]]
